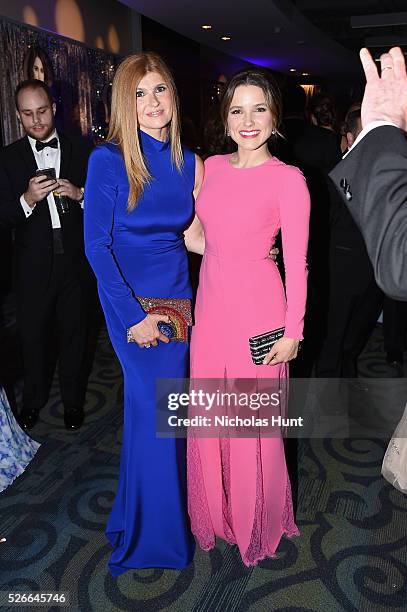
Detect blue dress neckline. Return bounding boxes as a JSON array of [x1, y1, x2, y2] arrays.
[[139, 129, 170, 153]]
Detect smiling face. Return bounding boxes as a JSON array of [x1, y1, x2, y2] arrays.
[[16, 86, 56, 141], [136, 71, 173, 139], [33, 56, 45, 81], [227, 84, 275, 152]]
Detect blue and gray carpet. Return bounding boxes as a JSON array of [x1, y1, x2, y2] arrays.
[[0, 299, 406, 612]]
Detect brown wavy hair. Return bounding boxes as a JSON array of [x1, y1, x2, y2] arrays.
[[107, 53, 183, 210], [220, 68, 282, 144]]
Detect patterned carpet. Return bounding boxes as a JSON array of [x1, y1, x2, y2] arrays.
[[0, 296, 406, 612]]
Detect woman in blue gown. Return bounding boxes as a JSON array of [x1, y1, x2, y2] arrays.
[[84, 53, 204, 574]]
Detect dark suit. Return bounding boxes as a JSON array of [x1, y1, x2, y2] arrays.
[[277, 119, 342, 375], [278, 120, 342, 278], [279, 119, 342, 174], [0, 133, 93, 413], [329, 125, 407, 301], [316, 185, 383, 376]]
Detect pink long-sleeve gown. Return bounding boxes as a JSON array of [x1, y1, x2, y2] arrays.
[[187, 153, 310, 566]]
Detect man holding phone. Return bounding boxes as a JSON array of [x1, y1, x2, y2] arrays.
[[0, 79, 93, 431]]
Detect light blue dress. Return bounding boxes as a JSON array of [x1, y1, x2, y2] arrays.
[[0, 387, 40, 492]]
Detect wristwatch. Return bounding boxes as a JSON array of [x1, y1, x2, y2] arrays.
[[78, 187, 85, 204]]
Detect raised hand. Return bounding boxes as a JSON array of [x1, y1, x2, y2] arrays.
[[360, 47, 407, 131]]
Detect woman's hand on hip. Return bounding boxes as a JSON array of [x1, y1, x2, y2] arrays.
[[129, 314, 171, 348], [263, 337, 300, 365]]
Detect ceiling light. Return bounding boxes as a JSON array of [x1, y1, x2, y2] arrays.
[[201, 25, 212, 30], [221, 36, 231, 41], [290, 68, 296, 72], [302, 72, 309, 76]]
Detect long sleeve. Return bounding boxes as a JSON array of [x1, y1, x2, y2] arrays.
[[84, 145, 146, 329], [329, 125, 407, 300], [279, 167, 310, 339], [20, 195, 36, 217]]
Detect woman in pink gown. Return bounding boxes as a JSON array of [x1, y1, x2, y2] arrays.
[[187, 69, 310, 566]]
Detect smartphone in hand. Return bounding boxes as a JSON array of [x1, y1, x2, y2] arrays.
[[35, 167, 57, 182]]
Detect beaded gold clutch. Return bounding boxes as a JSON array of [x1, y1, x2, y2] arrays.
[[127, 296, 193, 343]]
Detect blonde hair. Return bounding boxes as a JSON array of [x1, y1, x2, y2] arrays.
[[107, 52, 183, 210]]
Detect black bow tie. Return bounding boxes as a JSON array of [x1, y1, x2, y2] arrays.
[[35, 137, 58, 152]]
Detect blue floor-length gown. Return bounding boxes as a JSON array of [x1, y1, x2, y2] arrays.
[[84, 130, 196, 574]]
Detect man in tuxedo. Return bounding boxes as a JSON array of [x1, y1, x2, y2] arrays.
[[278, 84, 342, 376], [0, 79, 93, 430], [317, 108, 383, 377], [330, 47, 407, 300]]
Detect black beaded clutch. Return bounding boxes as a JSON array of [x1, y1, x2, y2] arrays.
[[249, 326, 285, 365]]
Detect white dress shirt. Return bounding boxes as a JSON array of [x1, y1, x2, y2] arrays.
[[20, 130, 62, 228], [343, 121, 399, 159]]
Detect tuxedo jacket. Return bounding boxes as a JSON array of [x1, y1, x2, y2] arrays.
[[328, 179, 374, 291], [277, 118, 342, 285], [329, 125, 407, 301], [279, 118, 341, 175], [0, 133, 93, 296]]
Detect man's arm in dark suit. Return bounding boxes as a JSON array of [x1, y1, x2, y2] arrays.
[[329, 125, 407, 300], [0, 149, 29, 229]]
